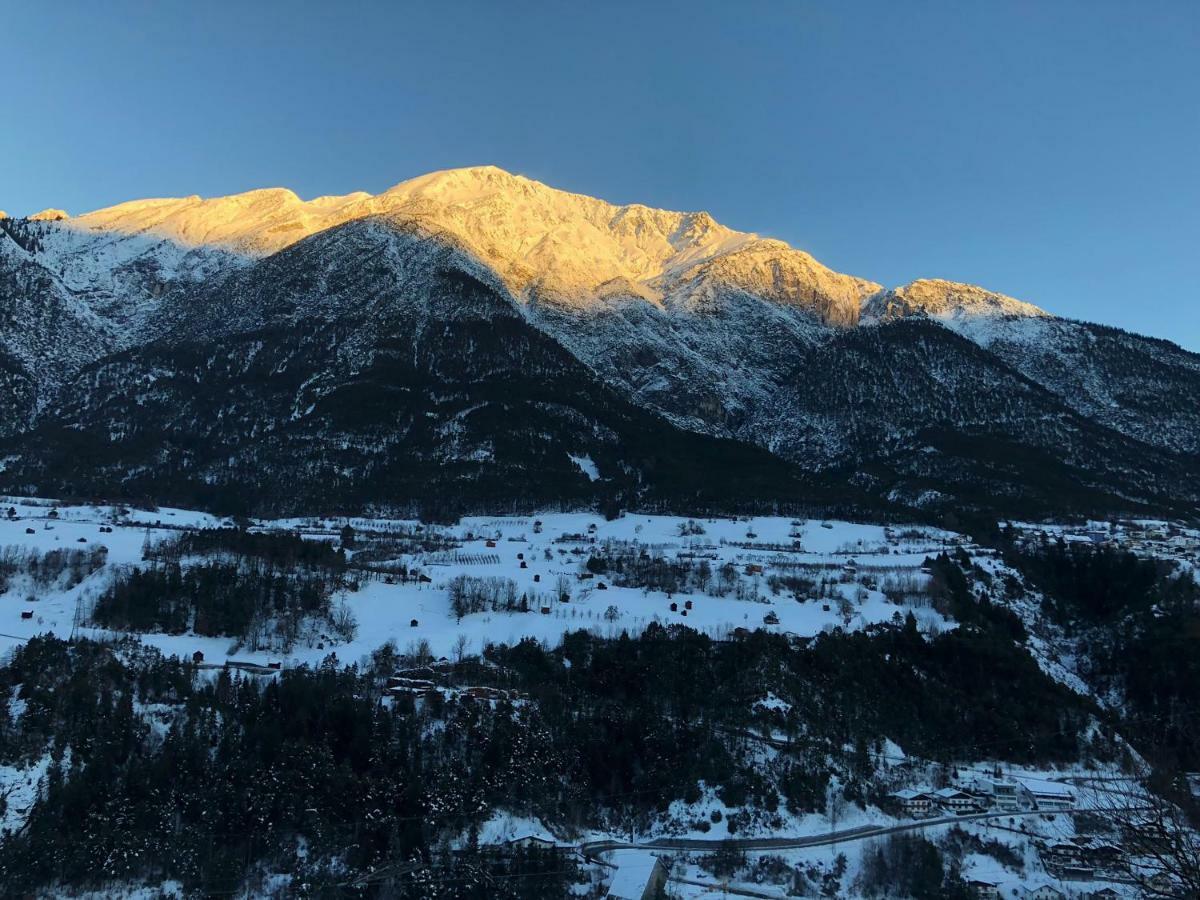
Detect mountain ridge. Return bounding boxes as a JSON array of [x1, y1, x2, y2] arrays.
[[2, 167, 1198, 520]]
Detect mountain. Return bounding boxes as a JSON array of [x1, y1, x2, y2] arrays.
[[1, 166, 1198, 520]]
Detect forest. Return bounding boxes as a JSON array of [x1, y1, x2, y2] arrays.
[[0, 601, 1105, 896]]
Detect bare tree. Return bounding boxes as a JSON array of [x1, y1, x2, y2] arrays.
[[1086, 769, 1200, 897], [452, 633, 471, 663], [554, 574, 572, 603]]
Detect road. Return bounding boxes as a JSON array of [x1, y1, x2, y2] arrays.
[[579, 805, 1076, 855]]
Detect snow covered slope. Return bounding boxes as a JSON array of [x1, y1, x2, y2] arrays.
[[3, 166, 1199, 518]]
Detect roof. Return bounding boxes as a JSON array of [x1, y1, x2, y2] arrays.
[[1021, 779, 1074, 797], [892, 788, 928, 800], [607, 851, 664, 899], [933, 787, 973, 799]]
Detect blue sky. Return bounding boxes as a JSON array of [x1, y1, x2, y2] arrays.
[[5, 2, 1198, 348]]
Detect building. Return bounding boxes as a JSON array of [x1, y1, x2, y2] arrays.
[[1021, 779, 1075, 811], [967, 879, 1001, 898], [932, 787, 980, 813], [606, 852, 668, 900], [503, 835, 557, 850], [973, 778, 1023, 811], [891, 789, 933, 817], [1025, 886, 1066, 900]]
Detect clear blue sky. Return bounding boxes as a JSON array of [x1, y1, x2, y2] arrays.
[[5, 2, 1198, 348]]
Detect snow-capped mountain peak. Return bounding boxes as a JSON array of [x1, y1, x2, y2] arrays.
[[862, 278, 1048, 323], [30, 166, 879, 322]]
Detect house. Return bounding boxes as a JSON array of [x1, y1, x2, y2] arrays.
[[744, 564, 764, 576], [503, 835, 556, 850], [967, 881, 1001, 899], [891, 789, 933, 817], [763, 612, 779, 625], [20, 610, 33, 620], [485, 540, 497, 548], [192, 650, 205, 664], [1087, 889, 1120, 900], [1025, 887, 1066, 900], [1021, 779, 1074, 811], [932, 787, 979, 813], [606, 853, 668, 900]]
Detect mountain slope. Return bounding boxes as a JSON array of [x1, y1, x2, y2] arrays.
[[2, 166, 1198, 520], [1, 219, 823, 517]]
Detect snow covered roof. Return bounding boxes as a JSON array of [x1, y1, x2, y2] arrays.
[[606, 851, 665, 899], [1020, 779, 1073, 797]]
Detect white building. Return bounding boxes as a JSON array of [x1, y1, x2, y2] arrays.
[[891, 788, 934, 817], [932, 786, 980, 813], [1020, 779, 1075, 811]]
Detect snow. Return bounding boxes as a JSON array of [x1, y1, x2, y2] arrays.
[[568, 453, 600, 482], [862, 278, 1048, 326], [604, 850, 663, 899], [26, 165, 879, 328], [0, 500, 958, 668]]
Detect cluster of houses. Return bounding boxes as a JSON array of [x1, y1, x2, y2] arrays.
[[967, 881, 1125, 899], [891, 777, 1075, 818], [1016, 521, 1200, 564], [1037, 836, 1125, 882]]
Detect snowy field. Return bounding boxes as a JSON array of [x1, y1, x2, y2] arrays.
[[0, 498, 961, 667]]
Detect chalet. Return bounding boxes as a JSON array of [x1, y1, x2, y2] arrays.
[[20, 610, 33, 620], [1087, 890, 1119, 900], [1025, 886, 1065, 900], [503, 835, 556, 850], [25, 527, 35, 535], [418, 574, 432, 584], [192, 650, 204, 664], [540, 605, 551, 615], [533, 574, 541, 582], [1084, 843, 1122, 867], [931, 787, 979, 813], [606, 853, 668, 900], [763, 611, 779, 625], [967, 881, 1001, 899], [680, 609, 688, 617], [485, 540, 497, 548], [520, 560, 527, 568], [891, 789, 933, 817], [410, 618, 419, 627], [597, 582, 608, 590], [744, 564, 764, 576], [669, 602, 678, 612], [267, 661, 282, 670]]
